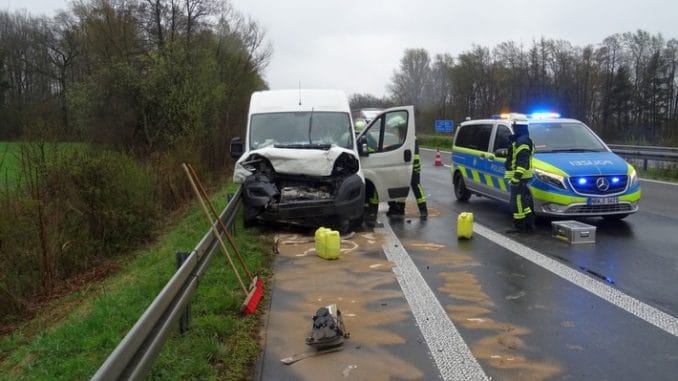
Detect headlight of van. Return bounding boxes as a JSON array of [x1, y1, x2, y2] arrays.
[[534, 168, 567, 189], [629, 167, 639, 187]]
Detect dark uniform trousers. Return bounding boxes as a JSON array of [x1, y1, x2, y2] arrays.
[[509, 179, 533, 227], [388, 152, 427, 217]]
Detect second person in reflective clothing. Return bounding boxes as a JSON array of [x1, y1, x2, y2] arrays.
[[505, 119, 535, 233], [388, 139, 428, 219]]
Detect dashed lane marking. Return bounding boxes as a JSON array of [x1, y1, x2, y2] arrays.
[[376, 219, 489, 381], [422, 147, 678, 334], [474, 222, 678, 337]]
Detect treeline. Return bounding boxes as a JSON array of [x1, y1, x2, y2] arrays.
[[1, 0, 269, 157], [0, 0, 269, 320], [352, 31, 678, 145]]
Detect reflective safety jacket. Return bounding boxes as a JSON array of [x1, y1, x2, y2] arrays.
[[504, 134, 534, 183], [413, 140, 421, 175]]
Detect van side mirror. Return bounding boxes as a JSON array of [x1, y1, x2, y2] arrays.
[[230, 137, 244, 159], [357, 136, 369, 157], [494, 148, 508, 158]]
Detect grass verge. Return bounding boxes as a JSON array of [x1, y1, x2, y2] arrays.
[[636, 166, 678, 182], [417, 133, 454, 151], [0, 142, 90, 189], [0, 183, 273, 380], [0, 142, 21, 188]]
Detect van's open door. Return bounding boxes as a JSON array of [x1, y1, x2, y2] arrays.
[[357, 106, 416, 202]]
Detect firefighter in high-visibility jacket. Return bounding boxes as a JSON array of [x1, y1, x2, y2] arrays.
[[504, 120, 534, 233], [388, 139, 428, 219], [504, 119, 535, 233]]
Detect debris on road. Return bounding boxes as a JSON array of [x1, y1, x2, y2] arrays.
[[306, 304, 349, 349], [280, 346, 343, 365]]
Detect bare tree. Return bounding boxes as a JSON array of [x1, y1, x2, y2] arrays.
[[184, 0, 221, 43], [388, 48, 432, 109], [429, 53, 454, 119], [348, 93, 392, 110], [31, 12, 81, 135]]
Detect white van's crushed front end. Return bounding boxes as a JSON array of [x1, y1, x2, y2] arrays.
[[233, 146, 361, 182], [234, 146, 364, 230]]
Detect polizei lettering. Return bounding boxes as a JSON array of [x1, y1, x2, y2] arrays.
[[568, 159, 614, 166]]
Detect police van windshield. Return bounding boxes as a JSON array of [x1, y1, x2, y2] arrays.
[[249, 112, 354, 150], [528, 122, 607, 153]]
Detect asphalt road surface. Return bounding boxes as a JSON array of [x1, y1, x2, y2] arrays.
[[255, 148, 678, 381]]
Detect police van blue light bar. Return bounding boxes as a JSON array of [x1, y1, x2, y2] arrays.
[[530, 112, 561, 119], [491, 113, 528, 120]]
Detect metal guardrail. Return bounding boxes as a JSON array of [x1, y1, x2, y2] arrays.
[[92, 186, 243, 381], [608, 144, 678, 170]]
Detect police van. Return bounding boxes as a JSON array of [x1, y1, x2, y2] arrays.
[[450, 112, 641, 220]]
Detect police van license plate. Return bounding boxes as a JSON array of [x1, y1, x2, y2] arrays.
[[589, 196, 618, 205]]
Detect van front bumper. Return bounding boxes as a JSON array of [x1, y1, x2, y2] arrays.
[[533, 198, 639, 217], [243, 173, 365, 227]]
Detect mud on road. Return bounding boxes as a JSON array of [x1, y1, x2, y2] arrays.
[[257, 230, 431, 381]]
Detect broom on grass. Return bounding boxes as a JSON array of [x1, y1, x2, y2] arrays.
[[182, 163, 263, 315], [184, 163, 264, 292]]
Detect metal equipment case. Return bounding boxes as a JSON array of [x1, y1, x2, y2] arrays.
[[552, 220, 596, 244]]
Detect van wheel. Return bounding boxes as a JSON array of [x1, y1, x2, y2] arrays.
[[453, 172, 471, 201], [349, 216, 364, 231], [338, 219, 357, 235]]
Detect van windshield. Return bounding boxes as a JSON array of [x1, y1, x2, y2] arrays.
[[529, 122, 608, 153], [249, 111, 353, 150]]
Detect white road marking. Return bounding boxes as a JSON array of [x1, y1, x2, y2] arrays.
[[424, 146, 678, 333], [422, 147, 451, 154], [474, 222, 678, 337], [376, 219, 488, 381], [641, 178, 678, 186]]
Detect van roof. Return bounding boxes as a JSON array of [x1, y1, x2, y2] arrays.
[[249, 89, 350, 114]]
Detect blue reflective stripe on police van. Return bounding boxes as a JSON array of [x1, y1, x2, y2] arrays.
[[461, 166, 471, 178], [455, 156, 509, 193], [499, 178, 508, 192], [489, 175, 507, 191]]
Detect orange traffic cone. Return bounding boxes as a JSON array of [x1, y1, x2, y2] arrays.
[[434, 148, 443, 166]]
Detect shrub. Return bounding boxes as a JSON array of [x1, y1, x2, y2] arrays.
[[0, 143, 159, 320], [418, 134, 454, 151]]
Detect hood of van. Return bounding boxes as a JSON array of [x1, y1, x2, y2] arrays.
[[233, 146, 359, 183], [534, 151, 630, 176]]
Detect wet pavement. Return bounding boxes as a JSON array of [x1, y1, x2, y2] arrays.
[[253, 150, 678, 380], [255, 226, 440, 381]]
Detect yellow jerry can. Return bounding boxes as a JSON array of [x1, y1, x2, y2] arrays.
[[457, 212, 474, 239], [315, 227, 340, 260], [315, 227, 329, 256]]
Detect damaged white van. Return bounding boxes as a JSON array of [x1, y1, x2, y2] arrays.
[[230, 89, 416, 231]]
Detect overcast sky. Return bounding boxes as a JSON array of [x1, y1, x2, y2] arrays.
[[6, 0, 678, 97]]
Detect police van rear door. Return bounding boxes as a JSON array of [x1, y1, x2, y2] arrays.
[[357, 106, 416, 202]]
